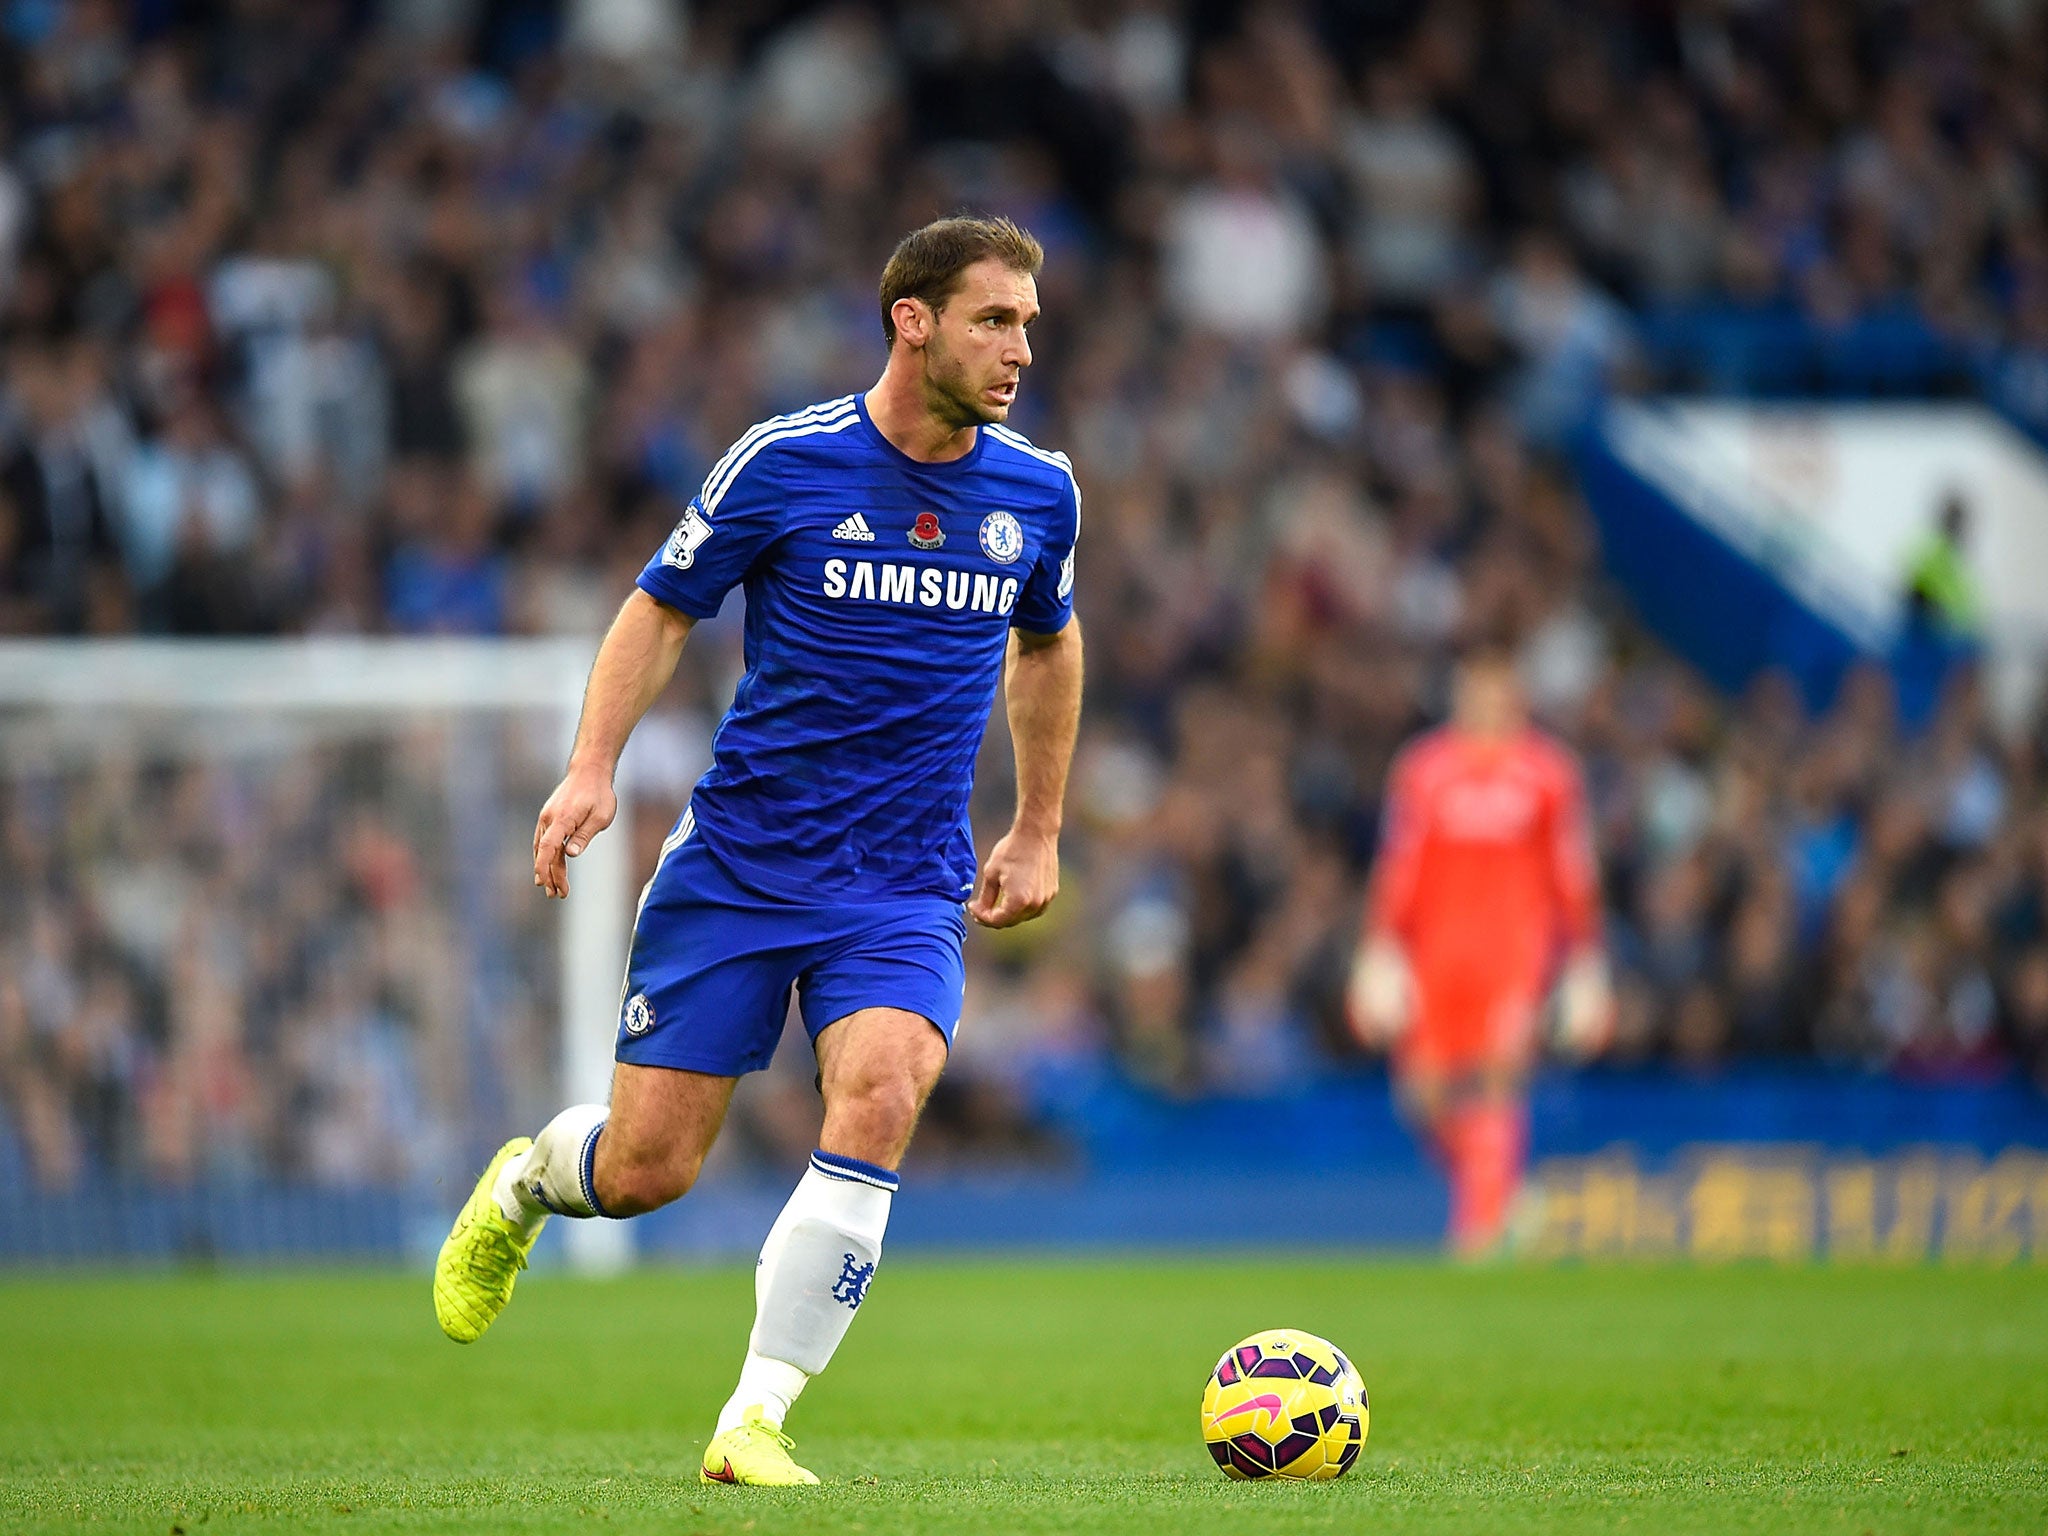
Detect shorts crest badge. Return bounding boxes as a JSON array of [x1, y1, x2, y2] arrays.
[[979, 510, 1024, 565], [623, 993, 654, 1036]]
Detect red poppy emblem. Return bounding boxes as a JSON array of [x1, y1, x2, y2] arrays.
[[908, 511, 946, 550]]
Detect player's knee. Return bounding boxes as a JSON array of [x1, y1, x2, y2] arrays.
[[865, 1073, 924, 1138], [827, 1070, 926, 1158], [593, 1139, 702, 1217]]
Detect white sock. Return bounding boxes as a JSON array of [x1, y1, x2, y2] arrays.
[[722, 1354, 809, 1433], [493, 1103, 610, 1232], [714, 1149, 897, 1435]]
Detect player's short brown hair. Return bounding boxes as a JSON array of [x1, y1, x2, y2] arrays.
[[878, 216, 1043, 346]]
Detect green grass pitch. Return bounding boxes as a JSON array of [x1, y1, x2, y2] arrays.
[[3, 1259, 2043, 1534]]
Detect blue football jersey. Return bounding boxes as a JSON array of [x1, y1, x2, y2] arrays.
[[636, 392, 1080, 902]]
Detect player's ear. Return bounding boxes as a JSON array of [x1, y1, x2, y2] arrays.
[[891, 296, 933, 349]]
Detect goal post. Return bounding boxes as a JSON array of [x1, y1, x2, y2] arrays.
[[0, 637, 633, 1271]]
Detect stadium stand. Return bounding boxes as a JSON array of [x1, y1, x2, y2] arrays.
[[4, 0, 2048, 1202]]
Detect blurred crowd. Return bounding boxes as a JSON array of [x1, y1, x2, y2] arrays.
[[0, 722, 563, 1189], [5, 0, 2048, 1185]]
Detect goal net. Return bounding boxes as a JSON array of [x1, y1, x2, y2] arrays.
[[0, 639, 631, 1269]]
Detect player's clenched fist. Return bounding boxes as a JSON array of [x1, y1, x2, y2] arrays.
[[532, 764, 617, 899], [967, 827, 1059, 928]]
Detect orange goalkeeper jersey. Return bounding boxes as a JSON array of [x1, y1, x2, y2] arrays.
[[1366, 725, 1601, 995]]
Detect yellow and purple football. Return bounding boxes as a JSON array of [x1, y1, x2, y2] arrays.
[[1199, 1328, 1368, 1480]]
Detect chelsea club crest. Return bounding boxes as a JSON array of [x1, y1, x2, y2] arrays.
[[979, 510, 1024, 565], [623, 993, 654, 1037]]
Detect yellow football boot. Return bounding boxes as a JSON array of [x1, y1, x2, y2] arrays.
[[433, 1137, 544, 1343], [699, 1408, 821, 1486]]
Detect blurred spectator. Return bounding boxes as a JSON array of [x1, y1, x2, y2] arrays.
[[1489, 230, 1635, 442], [455, 281, 590, 513], [120, 391, 263, 629], [1902, 491, 1983, 637], [1163, 125, 1328, 341], [1341, 61, 1476, 306], [0, 339, 121, 630], [384, 467, 509, 634]]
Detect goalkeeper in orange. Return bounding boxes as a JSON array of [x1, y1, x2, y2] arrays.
[[1349, 645, 1612, 1255]]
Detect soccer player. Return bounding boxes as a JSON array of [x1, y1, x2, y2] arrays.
[[1348, 644, 1610, 1255], [431, 217, 1083, 1485]]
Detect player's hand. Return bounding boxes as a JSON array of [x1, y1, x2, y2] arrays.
[[968, 825, 1059, 929], [1554, 950, 1614, 1060], [1347, 937, 1413, 1047], [532, 763, 617, 900]]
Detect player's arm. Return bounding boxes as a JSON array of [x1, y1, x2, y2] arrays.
[[537, 435, 784, 898], [1349, 751, 1424, 1046], [969, 617, 1083, 929], [533, 590, 694, 898], [1546, 752, 1612, 1057]]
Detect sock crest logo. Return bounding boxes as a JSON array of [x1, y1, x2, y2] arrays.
[[830, 1252, 875, 1309]]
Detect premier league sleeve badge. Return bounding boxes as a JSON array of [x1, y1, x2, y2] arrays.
[[979, 510, 1024, 565]]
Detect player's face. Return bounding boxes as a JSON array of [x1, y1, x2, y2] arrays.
[[1454, 659, 1525, 738], [921, 260, 1038, 429]]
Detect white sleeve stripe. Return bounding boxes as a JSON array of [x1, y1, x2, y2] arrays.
[[698, 405, 814, 504], [701, 413, 861, 516], [697, 396, 855, 514], [701, 395, 852, 491], [699, 396, 854, 512]]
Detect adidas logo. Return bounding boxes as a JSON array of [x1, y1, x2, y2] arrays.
[[832, 513, 876, 542]]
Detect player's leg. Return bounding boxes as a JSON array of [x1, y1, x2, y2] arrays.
[[513, 1062, 738, 1220], [815, 1003, 950, 1165], [510, 828, 792, 1224], [436, 832, 789, 1343], [1391, 972, 1478, 1251], [1439, 1071, 1530, 1257], [1449, 999, 1540, 1261], [1389, 966, 1459, 1165], [432, 1064, 737, 1343], [1392, 1053, 1474, 1228], [703, 1007, 947, 1485], [1435, 990, 1542, 1256], [704, 903, 961, 1485], [1395, 968, 1541, 1256], [1396, 1057, 1514, 1257]]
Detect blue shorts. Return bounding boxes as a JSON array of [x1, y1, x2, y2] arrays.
[[615, 826, 967, 1076]]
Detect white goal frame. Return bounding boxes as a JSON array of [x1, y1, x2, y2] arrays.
[[0, 638, 633, 1271]]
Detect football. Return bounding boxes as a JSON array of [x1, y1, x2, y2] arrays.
[[1200, 1328, 1368, 1480]]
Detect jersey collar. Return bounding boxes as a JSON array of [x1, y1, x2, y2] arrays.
[[854, 392, 988, 473]]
